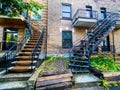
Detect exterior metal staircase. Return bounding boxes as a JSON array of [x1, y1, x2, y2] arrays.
[[69, 13, 119, 73]]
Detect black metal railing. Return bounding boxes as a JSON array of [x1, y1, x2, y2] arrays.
[[0, 29, 31, 73], [29, 27, 45, 71], [73, 9, 98, 23]]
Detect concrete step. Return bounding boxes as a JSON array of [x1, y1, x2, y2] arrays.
[[73, 74, 101, 88], [0, 81, 27, 90], [0, 73, 31, 82]]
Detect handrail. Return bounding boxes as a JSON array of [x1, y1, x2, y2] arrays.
[[29, 27, 45, 70], [0, 29, 31, 72], [69, 12, 119, 59]]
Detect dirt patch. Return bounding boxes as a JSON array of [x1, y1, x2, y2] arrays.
[[39, 58, 70, 76]]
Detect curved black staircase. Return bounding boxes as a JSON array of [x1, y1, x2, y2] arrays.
[[69, 13, 119, 73]]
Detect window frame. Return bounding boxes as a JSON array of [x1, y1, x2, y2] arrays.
[[62, 31, 73, 48], [100, 7, 106, 19], [62, 3, 72, 20], [86, 5, 93, 18], [31, 9, 42, 20]]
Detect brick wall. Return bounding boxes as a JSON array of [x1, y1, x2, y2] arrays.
[[48, 0, 120, 54]]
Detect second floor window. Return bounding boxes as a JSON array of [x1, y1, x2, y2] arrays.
[[31, 10, 42, 20], [101, 7, 106, 19], [86, 5, 93, 18], [62, 3, 72, 19]]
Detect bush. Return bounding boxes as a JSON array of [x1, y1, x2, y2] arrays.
[[90, 55, 120, 72]]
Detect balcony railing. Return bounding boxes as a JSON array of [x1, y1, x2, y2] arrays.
[[73, 9, 98, 23], [100, 12, 120, 28], [72, 9, 98, 27]]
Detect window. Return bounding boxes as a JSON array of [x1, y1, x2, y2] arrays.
[[100, 7, 106, 19], [62, 31, 72, 48], [86, 5, 93, 18], [31, 10, 42, 20], [62, 3, 72, 19]]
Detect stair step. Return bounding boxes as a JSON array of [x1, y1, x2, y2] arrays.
[[12, 61, 37, 66], [70, 60, 89, 63], [24, 45, 35, 48], [23, 48, 33, 50], [16, 56, 30, 60], [8, 66, 35, 73], [69, 64, 89, 68], [71, 56, 88, 60], [71, 69, 89, 73]]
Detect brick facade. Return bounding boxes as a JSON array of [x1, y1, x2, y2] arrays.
[[47, 0, 120, 54]]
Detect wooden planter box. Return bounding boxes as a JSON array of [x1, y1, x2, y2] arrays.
[[90, 67, 120, 84]]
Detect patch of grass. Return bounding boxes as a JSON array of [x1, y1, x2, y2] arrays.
[[90, 55, 120, 72]]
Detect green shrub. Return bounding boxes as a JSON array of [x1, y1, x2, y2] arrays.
[[90, 55, 120, 72]]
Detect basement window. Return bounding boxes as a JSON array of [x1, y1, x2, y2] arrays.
[[62, 31, 73, 48]]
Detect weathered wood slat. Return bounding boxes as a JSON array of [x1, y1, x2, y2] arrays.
[[36, 77, 72, 87], [105, 75, 120, 81], [37, 73, 72, 81], [36, 81, 72, 90], [103, 72, 120, 77]]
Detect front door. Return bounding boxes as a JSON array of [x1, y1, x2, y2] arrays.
[[3, 28, 18, 50], [101, 36, 110, 52]]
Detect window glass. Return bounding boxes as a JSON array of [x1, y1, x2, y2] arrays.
[[86, 6, 93, 18], [62, 31, 72, 48], [100, 7, 106, 19], [62, 4, 71, 19], [31, 10, 42, 20]]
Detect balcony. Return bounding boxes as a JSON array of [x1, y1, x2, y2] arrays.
[[72, 9, 98, 27]]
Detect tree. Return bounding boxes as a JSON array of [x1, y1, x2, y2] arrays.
[[0, 0, 44, 17]]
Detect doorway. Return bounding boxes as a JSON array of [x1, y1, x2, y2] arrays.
[[3, 28, 18, 50]]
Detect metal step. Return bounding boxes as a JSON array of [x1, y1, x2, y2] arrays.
[[71, 69, 89, 73], [69, 64, 89, 68], [70, 60, 89, 64], [71, 56, 88, 60]]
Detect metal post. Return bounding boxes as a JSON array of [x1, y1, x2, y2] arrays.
[[112, 30, 115, 61]]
